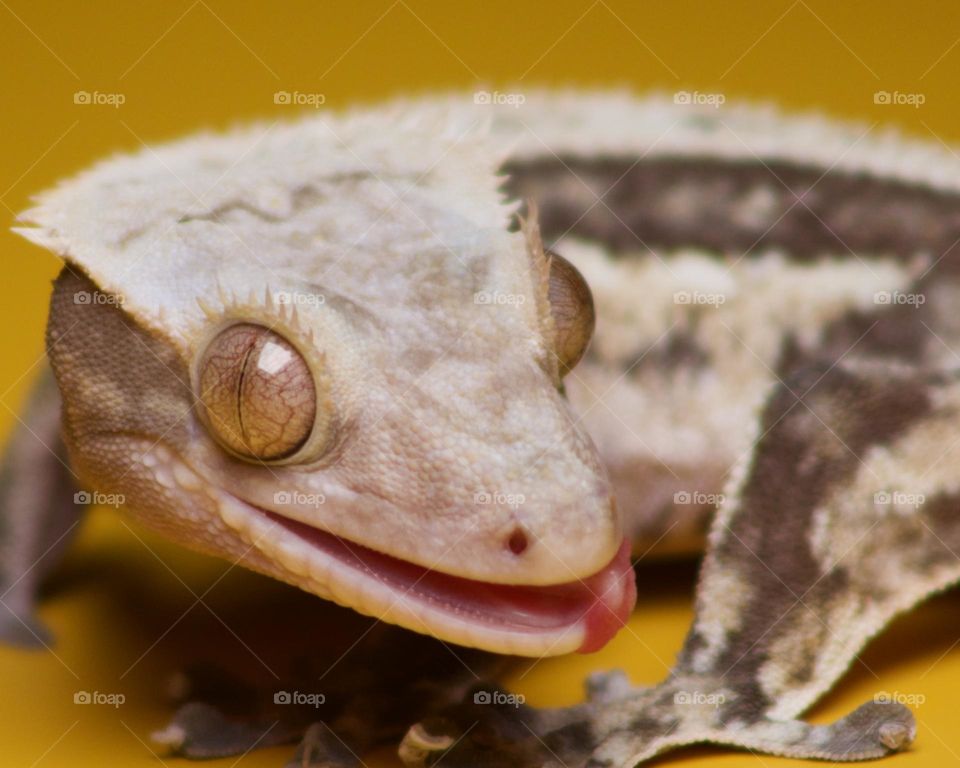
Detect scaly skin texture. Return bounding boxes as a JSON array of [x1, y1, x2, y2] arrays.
[[7, 91, 960, 764]]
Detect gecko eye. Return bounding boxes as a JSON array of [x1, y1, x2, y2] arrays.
[[546, 251, 595, 376], [197, 323, 318, 462]]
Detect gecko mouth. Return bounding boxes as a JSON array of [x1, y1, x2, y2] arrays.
[[220, 492, 635, 656], [274, 512, 635, 654]]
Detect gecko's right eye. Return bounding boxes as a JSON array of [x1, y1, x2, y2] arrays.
[[546, 251, 595, 376], [197, 323, 319, 462]]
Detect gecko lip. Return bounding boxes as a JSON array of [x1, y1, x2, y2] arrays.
[[224, 493, 636, 655], [270, 512, 636, 654]]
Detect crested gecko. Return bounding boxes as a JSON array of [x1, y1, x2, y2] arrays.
[[4, 91, 958, 766]]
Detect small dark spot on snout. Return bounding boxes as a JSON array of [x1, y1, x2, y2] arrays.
[[507, 527, 529, 555]]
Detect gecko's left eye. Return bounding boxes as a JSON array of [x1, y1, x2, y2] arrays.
[[197, 323, 319, 462], [546, 251, 595, 376]]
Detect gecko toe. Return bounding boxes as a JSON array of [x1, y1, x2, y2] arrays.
[[152, 702, 296, 759], [286, 722, 360, 768], [878, 721, 913, 751]]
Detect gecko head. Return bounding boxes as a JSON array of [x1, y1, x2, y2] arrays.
[[22, 109, 634, 656]]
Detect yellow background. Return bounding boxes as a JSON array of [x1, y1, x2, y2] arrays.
[[2, 1, 960, 766]]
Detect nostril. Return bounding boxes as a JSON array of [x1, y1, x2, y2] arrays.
[[507, 527, 529, 555]]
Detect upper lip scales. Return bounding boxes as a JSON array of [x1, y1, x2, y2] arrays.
[[229, 482, 622, 584]]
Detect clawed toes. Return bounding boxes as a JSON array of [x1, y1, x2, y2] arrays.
[[285, 722, 362, 768], [152, 702, 297, 759]]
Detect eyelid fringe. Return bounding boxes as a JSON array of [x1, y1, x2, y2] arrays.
[[519, 199, 560, 383]]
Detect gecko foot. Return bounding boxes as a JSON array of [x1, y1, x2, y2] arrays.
[[399, 677, 917, 767], [152, 701, 300, 759], [151, 631, 505, 764]]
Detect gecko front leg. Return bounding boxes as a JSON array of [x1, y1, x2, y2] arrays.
[[153, 629, 508, 765], [0, 365, 81, 646], [405, 353, 960, 765]]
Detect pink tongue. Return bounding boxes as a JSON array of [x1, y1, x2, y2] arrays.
[[576, 539, 637, 653]]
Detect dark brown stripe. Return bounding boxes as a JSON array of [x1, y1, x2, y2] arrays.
[[503, 155, 960, 264]]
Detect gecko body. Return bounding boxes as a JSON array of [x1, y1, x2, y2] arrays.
[[5, 92, 960, 766]]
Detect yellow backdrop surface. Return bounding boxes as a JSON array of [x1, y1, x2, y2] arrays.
[[1, 2, 959, 766]]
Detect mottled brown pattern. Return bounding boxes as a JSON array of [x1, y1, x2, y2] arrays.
[[682, 363, 932, 703], [621, 326, 711, 375]]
